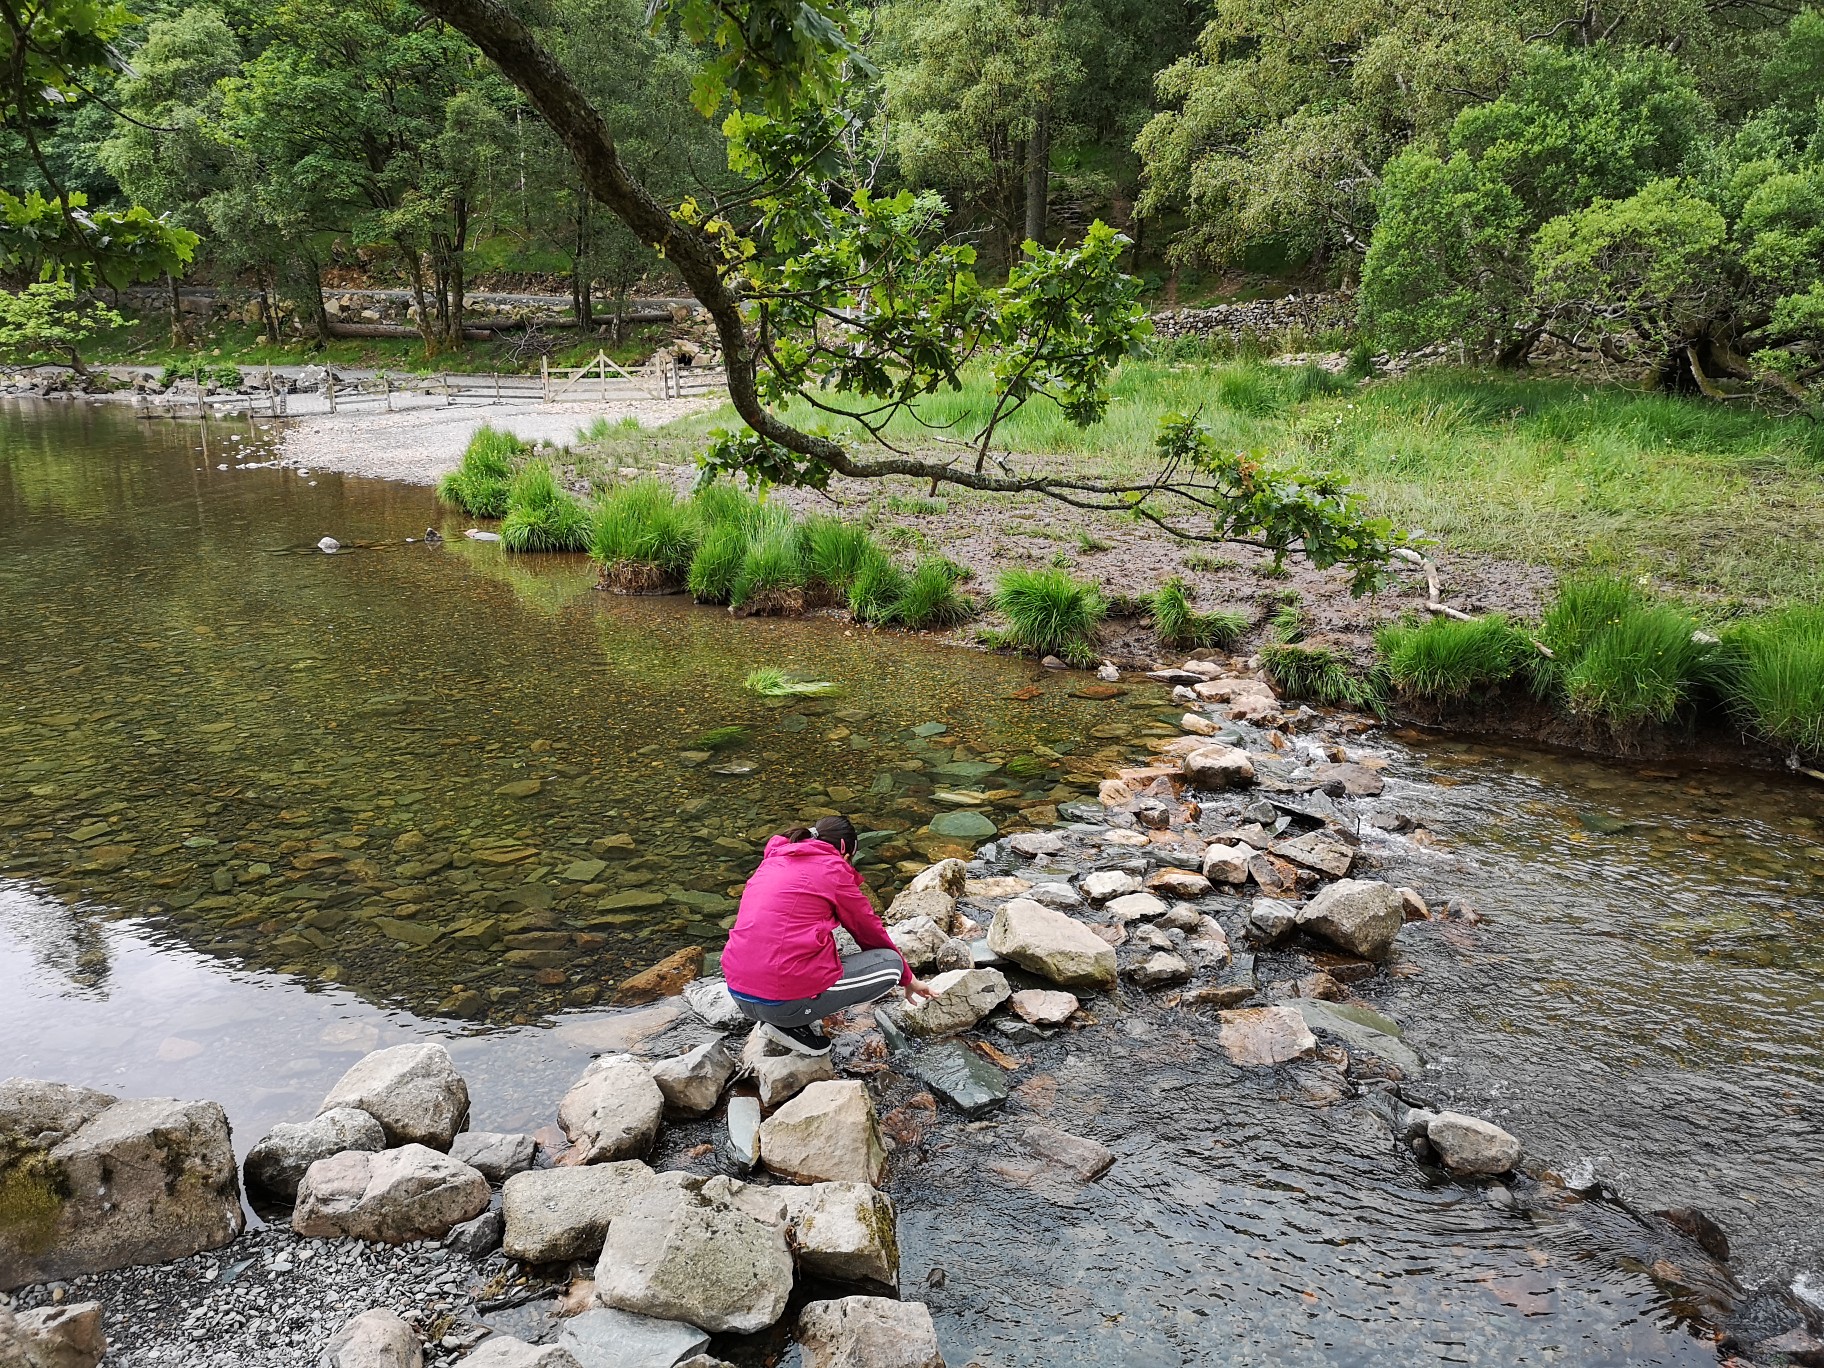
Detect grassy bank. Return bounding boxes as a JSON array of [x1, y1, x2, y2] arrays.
[[573, 359, 1824, 608]]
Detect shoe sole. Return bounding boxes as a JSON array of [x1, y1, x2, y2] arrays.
[[760, 1022, 832, 1056]]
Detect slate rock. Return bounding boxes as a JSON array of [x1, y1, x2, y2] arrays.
[[903, 1042, 1008, 1118], [555, 1307, 708, 1368], [443, 1209, 503, 1258]]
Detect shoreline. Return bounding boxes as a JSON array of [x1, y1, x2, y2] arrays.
[[2, 663, 1796, 1367]]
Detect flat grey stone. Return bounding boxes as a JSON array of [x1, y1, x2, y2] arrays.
[[557, 1306, 708, 1368], [904, 1042, 1007, 1118]]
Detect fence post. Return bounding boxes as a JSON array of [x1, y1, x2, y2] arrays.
[[541, 355, 549, 404], [671, 353, 681, 400], [385, 373, 393, 412], [598, 351, 607, 404], [494, 371, 501, 405], [326, 368, 336, 414]]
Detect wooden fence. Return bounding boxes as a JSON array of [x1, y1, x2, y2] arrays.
[[134, 351, 725, 421]]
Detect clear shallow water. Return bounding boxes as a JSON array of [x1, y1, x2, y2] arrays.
[[1, 400, 1814, 1364]]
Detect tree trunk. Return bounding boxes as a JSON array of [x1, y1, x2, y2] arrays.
[[259, 269, 281, 344], [166, 273, 190, 346], [303, 254, 333, 347], [447, 196, 470, 351], [573, 188, 594, 330], [1494, 326, 1541, 368], [1024, 102, 1050, 247], [402, 242, 435, 354]]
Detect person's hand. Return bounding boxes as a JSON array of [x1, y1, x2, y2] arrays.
[[902, 978, 934, 1005]]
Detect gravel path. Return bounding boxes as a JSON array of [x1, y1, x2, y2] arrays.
[[277, 398, 716, 485]]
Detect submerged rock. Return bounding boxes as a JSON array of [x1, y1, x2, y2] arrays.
[[1006, 832, 1064, 858], [320, 1308, 421, 1368], [292, 1145, 490, 1244], [796, 1297, 945, 1368], [1020, 1125, 1117, 1182], [245, 1106, 387, 1203], [556, 1308, 708, 1368], [319, 1043, 470, 1150], [987, 899, 1117, 989], [1217, 1006, 1319, 1066], [904, 1041, 1009, 1118], [758, 1081, 887, 1187], [0, 1080, 244, 1288]]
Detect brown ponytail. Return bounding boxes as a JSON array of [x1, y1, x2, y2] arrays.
[[781, 815, 857, 858]]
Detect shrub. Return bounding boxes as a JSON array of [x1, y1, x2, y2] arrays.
[[1152, 576, 1248, 649], [1260, 642, 1386, 710], [589, 478, 699, 586], [849, 548, 911, 624], [1375, 614, 1534, 700], [801, 516, 878, 594], [992, 568, 1106, 666], [435, 425, 522, 518], [1722, 606, 1824, 754], [501, 462, 590, 553], [1561, 601, 1713, 724], [744, 668, 840, 697], [896, 558, 975, 629]]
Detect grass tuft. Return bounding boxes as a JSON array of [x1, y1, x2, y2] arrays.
[[801, 516, 879, 594], [500, 462, 590, 553], [730, 509, 805, 612], [1721, 606, 1824, 755], [589, 478, 698, 586], [896, 558, 975, 629], [849, 549, 911, 624], [436, 425, 522, 518], [1260, 642, 1385, 710], [1375, 614, 1534, 700], [991, 568, 1106, 667], [1152, 576, 1248, 649], [1559, 602, 1713, 725]]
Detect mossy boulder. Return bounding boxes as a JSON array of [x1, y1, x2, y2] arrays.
[[2, 1080, 243, 1290]]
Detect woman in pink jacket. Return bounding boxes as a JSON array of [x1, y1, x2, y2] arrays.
[[722, 815, 931, 1055]]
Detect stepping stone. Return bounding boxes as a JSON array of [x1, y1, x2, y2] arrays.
[[903, 1042, 1007, 1118]]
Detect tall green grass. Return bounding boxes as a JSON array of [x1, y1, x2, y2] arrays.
[[730, 511, 806, 610], [849, 548, 911, 624], [991, 569, 1106, 666], [1375, 614, 1534, 700], [500, 462, 590, 553], [800, 516, 876, 594], [896, 558, 974, 629], [435, 425, 522, 518], [1722, 606, 1824, 755], [590, 478, 699, 586], [1152, 576, 1248, 650], [1260, 643, 1385, 710], [1558, 602, 1713, 725]]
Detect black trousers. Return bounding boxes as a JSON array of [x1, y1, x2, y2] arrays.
[[734, 948, 905, 1028]]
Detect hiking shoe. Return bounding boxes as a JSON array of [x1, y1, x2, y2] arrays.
[[760, 1022, 832, 1056]]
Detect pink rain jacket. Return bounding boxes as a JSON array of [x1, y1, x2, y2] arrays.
[[721, 836, 911, 1001]]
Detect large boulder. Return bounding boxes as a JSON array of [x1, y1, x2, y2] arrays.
[[757, 1081, 887, 1187], [594, 1179, 794, 1334], [649, 1039, 736, 1119], [245, 1107, 387, 1204], [1423, 1112, 1522, 1176], [557, 1055, 665, 1163], [796, 1298, 945, 1368], [447, 1132, 537, 1184], [318, 1044, 469, 1150], [893, 968, 1009, 1038], [986, 900, 1116, 990], [0, 1080, 243, 1289], [319, 1309, 421, 1368], [292, 1145, 490, 1244], [500, 1162, 655, 1263], [1181, 745, 1255, 789], [4, 1301, 106, 1368], [782, 1182, 899, 1285], [1296, 879, 1403, 960]]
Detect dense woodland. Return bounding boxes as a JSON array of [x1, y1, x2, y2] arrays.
[[1, 0, 1820, 399]]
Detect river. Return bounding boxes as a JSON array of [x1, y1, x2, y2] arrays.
[[3, 399, 1818, 1365]]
